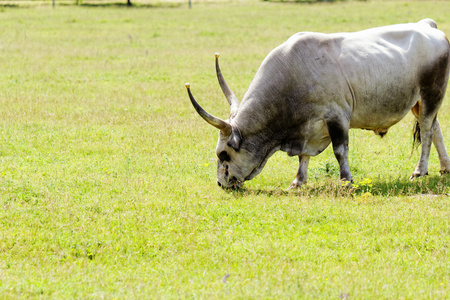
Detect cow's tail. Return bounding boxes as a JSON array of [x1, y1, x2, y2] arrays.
[[412, 120, 421, 147], [410, 120, 421, 159], [410, 101, 421, 158]]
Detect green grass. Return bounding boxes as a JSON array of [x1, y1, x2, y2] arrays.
[[0, 1, 450, 298]]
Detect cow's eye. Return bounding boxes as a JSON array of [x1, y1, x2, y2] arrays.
[[218, 151, 231, 162]]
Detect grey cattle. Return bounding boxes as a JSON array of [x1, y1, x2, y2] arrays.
[[186, 19, 450, 189]]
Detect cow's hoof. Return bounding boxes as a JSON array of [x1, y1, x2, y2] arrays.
[[439, 169, 450, 176], [409, 173, 419, 180], [288, 180, 305, 189], [409, 172, 428, 180]]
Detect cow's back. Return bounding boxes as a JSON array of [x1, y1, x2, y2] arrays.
[[237, 20, 450, 133], [335, 21, 449, 129]]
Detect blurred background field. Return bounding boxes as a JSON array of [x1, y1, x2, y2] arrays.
[[0, 0, 442, 8]]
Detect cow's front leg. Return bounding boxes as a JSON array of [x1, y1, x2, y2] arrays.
[[326, 119, 352, 183], [289, 155, 310, 189]]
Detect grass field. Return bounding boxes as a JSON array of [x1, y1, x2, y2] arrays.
[[0, 1, 450, 298]]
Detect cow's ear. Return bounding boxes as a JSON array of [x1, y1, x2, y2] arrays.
[[227, 130, 241, 151]]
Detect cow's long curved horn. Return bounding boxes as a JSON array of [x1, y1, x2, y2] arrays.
[[185, 83, 232, 136], [215, 53, 239, 118]]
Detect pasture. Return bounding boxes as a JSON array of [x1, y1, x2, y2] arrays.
[[0, 1, 450, 298]]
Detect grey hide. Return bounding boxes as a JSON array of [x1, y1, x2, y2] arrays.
[[186, 19, 450, 189]]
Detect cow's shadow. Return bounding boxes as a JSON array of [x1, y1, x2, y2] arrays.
[[230, 175, 450, 198], [364, 175, 450, 197]]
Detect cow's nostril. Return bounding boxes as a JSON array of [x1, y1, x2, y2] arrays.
[[217, 181, 222, 187]]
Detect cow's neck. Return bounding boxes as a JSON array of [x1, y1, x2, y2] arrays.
[[234, 97, 297, 153]]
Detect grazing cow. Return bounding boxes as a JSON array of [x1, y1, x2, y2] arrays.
[[185, 19, 450, 189]]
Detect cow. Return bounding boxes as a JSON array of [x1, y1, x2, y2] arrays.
[[185, 19, 450, 189]]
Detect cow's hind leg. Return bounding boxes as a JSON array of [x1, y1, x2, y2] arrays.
[[432, 119, 450, 175], [289, 154, 310, 189], [326, 118, 352, 183], [411, 102, 450, 177], [411, 72, 450, 178], [410, 116, 436, 179]]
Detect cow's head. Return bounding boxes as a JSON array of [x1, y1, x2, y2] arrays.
[[186, 54, 270, 189]]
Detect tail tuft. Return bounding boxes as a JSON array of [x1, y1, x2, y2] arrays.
[[411, 120, 421, 159], [412, 120, 421, 147]]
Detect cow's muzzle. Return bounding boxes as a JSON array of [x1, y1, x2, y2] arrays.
[[217, 177, 243, 190]]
